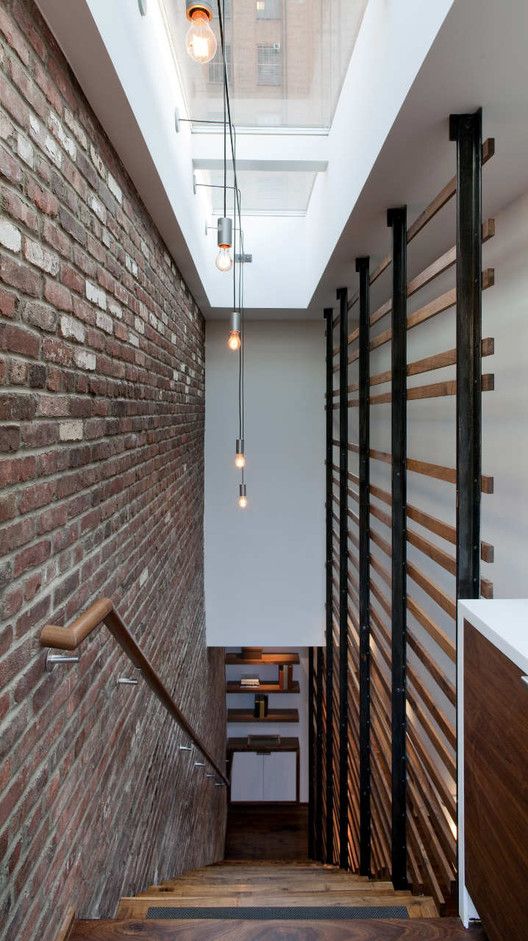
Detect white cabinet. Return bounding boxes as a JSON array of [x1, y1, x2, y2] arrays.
[[230, 753, 263, 801], [230, 751, 297, 802]]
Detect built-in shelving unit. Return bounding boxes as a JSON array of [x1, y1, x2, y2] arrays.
[[225, 647, 304, 802], [227, 681, 300, 695], [227, 708, 299, 724]]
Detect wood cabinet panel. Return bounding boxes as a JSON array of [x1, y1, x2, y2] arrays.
[[464, 621, 528, 941]]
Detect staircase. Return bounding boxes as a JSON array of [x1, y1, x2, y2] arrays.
[[68, 860, 487, 939]]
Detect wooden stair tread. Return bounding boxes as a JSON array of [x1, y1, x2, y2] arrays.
[[71, 918, 488, 940], [141, 883, 401, 896], [116, 896, 435, 920]]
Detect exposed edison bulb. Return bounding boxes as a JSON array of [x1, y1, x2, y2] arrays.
[[239, 494, 248, 509], [227, 329, 241, 351], [185, 11, 217, 64], [215, 246, 233, 272], [235, 439, 245, 468]]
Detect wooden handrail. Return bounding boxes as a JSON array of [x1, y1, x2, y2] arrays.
[[41, 599, 229, 785]]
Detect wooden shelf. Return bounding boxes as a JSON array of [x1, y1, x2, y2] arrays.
[[226, 681, 300, 695], [227, 708, 299, 724], [225, 652, 300, 666]]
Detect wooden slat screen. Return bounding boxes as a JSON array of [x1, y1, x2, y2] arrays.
[[311, 111, 495, 913]]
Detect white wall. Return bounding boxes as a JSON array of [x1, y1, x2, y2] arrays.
[[205, 321, 325, 647], [482, 191, 528, 597]]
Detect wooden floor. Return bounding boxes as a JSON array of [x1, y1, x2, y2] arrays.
[[72, 918, 487, 940], [225, 803, 309, 861]]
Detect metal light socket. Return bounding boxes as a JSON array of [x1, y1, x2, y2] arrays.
[[186, 0, 213, 19], [236, 438, 245, 457], [217, 216, 233, 249], [230, 310, 241, 334], [239, 483, 247, 500]]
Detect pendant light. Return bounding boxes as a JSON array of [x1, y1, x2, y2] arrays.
[[216, 216, 233, 272], [238, 482, 247, 509], [235, 438, 245, 468], [227, 310, 241, 351], [185, 1, 217, 64]]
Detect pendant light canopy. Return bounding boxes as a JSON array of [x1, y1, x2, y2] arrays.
[[185, 1, 217, 64]]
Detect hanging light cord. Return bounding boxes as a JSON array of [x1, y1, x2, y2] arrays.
[[222, 6, 227, 220], [216, 0, 247, 496], [216, 0, 242, 238]]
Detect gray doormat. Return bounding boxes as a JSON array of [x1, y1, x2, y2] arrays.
[[146, 906, 409, 920]]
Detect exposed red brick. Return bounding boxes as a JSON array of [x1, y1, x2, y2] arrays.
[[0, 424, 20, 451], [0, 321, 40, 357], [0, 287, 17, 317], [26, 177, 59, 216], [43, 277, 72, 311], [0, 4, 224, 941], [0, 255, 41, 296]]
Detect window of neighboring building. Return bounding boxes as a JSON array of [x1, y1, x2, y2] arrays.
[[256, 0, 281, 19], [257, 43, 282, 86], [208, 44, 232, 85]]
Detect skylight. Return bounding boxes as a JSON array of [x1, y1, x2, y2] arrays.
[[162, 0, 368, 129]]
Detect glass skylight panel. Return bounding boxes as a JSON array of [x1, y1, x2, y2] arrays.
[[197, 168, 317, 214], [162, 0, 368, 129]]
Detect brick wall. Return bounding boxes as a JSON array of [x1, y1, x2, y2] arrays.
[[0, 2, 226, 939]]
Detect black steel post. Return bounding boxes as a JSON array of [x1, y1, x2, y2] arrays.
[[315, 645, 324, 860], [450, 109, 483, 914], [450, 110, 482, 602], [356, 257, 371, 876], [308, 646, 315, 858], [387, 207, 408, 890], [337, 287, 349, 870], [324, 307, 334, 865]]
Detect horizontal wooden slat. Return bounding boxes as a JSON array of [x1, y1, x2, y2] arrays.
[[407, 625, 456, 710], [407, 561, 456, 620], [406, 596, 456, 666], [481, 578, 494, 599], [370, 336, 495, 388], [407, 527, 456, 576], [406, 138, 494, 243], [369, 270, 494, 354], [369, 218, 495, 330], [369, 373, 494, 406], [481, 542, 495, 563], [372, 611, 456, 753], [339, 141, 494, 323], [368, 449, 494, 493]]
